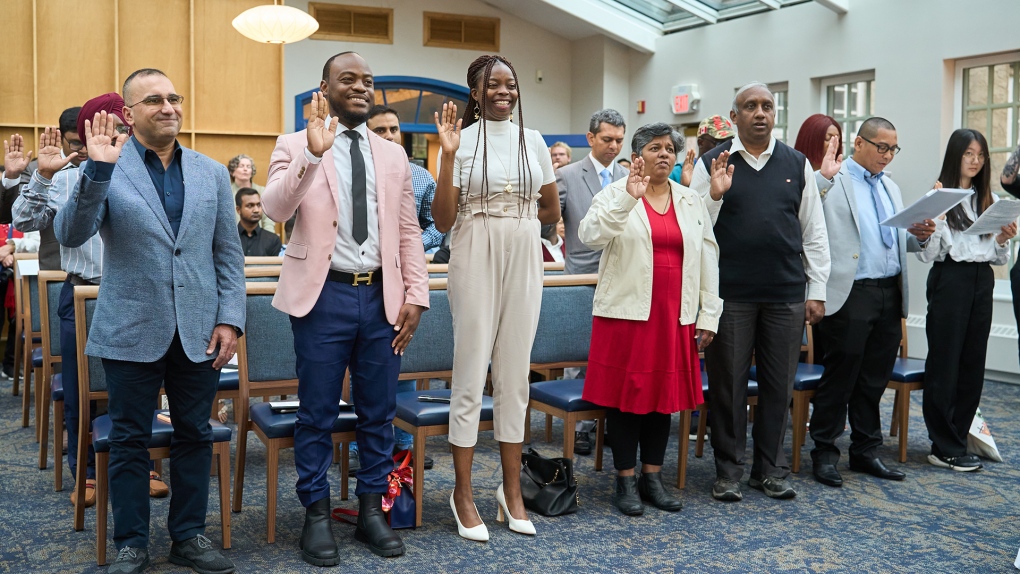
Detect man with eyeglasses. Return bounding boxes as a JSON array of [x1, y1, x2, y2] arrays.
[[55, 69, 243, 574], [808, 116, 935, 489], [690, 82, 830, 503]]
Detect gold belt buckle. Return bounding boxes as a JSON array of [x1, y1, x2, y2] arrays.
[[352, 272, 373, 286]]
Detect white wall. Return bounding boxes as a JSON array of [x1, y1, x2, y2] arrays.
[[627, 0, 1020, 369], [283, 0, 573, 136]]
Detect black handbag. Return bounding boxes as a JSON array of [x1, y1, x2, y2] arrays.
[[520, 447, 579, 516]]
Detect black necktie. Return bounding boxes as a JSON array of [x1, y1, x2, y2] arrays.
[[345, 130, 368, 245]]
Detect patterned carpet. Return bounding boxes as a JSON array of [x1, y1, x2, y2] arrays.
[[1, 378, 1018, 573]]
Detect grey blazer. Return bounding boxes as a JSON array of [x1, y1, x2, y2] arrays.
[[54, 140, 245, 363], [557, 157, 628, 274], [817, 165, 919, 317]]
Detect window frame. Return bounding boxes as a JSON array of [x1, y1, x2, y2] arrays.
[[821, 71, 876, 159]]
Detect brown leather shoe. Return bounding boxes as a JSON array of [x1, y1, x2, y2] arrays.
[[71, 479, 97, 507], [149, 471, 169, 498]]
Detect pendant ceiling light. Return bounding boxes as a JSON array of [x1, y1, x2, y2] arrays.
[[232, 2, 319, 44]]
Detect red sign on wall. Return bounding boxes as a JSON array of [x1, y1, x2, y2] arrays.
[[673, 94, 689, 114]]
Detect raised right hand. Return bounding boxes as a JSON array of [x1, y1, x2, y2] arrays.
[[3, 133, 33, 179], [625, 157, 650, 199], [681, 148, 696, 187], [307, 91, 338, 158], [819, 136, 843, 180], [709, 151, 735, 201], [37, 127, 77, 180], [84, 111, 127, 164], [434, 102, 461, 155]]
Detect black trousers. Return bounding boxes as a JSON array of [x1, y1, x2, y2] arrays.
[[1010, 261, 1020, 365], [606, 409, 671, 471], [923, 259, 993, 458], [810, 279, 902, 464], [704, 301, 804, 481]]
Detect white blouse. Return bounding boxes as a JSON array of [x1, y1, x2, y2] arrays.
[[918, 193, 1010, 265], [452, 119, 555, 205]]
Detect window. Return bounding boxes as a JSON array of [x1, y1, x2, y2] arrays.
[[308, 3, 393, 44], [825, 75, 875, 159], [771, 83, 788, 143], [962, 60, 1019, 195], [423, 12, 500, 51]]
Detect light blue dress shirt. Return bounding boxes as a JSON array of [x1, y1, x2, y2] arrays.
[[846, 157, 900, 279]]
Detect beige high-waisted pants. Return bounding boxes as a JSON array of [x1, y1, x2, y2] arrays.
[[447, 199, 543, 447]]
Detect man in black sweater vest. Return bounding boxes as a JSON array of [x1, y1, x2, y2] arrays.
[[690, 82, 830, 502]]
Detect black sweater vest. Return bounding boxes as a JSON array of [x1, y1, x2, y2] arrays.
[[702, 139, 807, 303]]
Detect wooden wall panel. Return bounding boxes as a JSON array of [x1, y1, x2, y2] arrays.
[[193, 0, 283, 134], [193, 134, 278, 187], [0, 0, 35, 125], [37, 0, 117, 124], [117, 0, 191, 111], [0, 128, 42, 155]]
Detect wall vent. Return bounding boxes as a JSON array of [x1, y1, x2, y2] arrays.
[[423, 12, 499, 51], [309, 3, 393, 44]]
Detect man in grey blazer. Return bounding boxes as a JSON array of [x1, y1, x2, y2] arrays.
[[55, 69, 243, 574], [809, 117, 935, 488], [556, 108, 627, 454]]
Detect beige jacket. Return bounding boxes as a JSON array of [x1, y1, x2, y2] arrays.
[[578, 178, 722, 332]]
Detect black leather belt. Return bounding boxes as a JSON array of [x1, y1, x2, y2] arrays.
[[327, 268, 381, 286], [67, 273, 98, 287], [853, 275, 899, 288]]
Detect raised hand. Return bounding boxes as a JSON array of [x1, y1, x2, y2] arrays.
[[434, 101, 461, 155], [625, 157, 650, 199], [307, 91, 338, 158], [3, 133, 33, 179], [37, 127, 77, 180], [681, 148, 696, 187], [997, 221, 1018, 247], [820, 136, 843, 180], [84, 111, 127, 164], [709, 151, 735, 201]]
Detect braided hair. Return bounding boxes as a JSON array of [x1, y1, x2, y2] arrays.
[[460, 55, 533, 219]]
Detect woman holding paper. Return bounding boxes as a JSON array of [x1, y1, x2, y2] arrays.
[[918, 128, 1017, 472]]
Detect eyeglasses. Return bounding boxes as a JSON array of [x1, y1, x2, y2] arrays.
[[65, 140, 85, 151], [963, 151, 987, 163], [126, 94, 184, 108], [859, 136, 901, 156]]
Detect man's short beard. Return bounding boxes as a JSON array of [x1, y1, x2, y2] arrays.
[[329, 96, 369, 128]]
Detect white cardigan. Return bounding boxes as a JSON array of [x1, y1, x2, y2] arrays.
[[578, 178, 722, 332]]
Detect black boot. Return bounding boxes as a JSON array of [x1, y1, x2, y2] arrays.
[[638, 472, 683, 512], [300, 498, 339, 567], [354, 493, 405, 557], [611, 475, 644, 516]]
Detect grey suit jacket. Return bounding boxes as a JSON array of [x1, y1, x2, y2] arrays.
[[817, 166, 919, 317], [54, 140, 245, 363], [557, 157, 628, 274]]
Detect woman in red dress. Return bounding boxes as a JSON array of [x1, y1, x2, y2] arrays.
[[579, 123, 721, 516]]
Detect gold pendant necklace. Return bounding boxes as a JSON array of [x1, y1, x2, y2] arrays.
[[485, 132, 515, 194]]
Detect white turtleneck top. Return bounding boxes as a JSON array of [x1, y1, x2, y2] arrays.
[[452, 119, 555, 208]]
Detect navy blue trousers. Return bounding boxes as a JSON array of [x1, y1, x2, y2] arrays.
[[291, 280, 399, 506], [102, 331, 219, 550], [60, 279, 96, 480]]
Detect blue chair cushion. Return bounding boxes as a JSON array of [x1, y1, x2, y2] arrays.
[[890, 357, 925, 383], [51, 373, 63, 402], [749, 363, 824, 392], [529, 379, 601, 412], [218, 368, 239, 391], [32, 347, 43, 368], [701, 371, 759, 397], [21, 334, 42, 344], [395, 389, 492, 427], [249, 402, 358, 440], [92, 412, 232, 453]]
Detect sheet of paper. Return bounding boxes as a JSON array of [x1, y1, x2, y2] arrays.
[[879, 188, 973, 229], [17, 259, 39, 276], [963, 199, 1020, 235]]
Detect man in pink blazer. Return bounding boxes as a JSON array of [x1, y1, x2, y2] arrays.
[[262, 51, 429, 565]]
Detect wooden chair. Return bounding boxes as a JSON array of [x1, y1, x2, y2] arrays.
[[243, 256, 283, 266], [781, 326, 824, 473], [36, 271, 66, 481], [887, 318, 926, 463], [13, 254, 42, 430], [72, 285, 232, 564], [232, 281, 356, 543]]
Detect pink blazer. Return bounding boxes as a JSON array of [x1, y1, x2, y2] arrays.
[[262, 129, 429, 321]]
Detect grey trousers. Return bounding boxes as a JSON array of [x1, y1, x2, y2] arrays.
[[705, 300, 804, 481]]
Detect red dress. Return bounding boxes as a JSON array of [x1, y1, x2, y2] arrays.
[[582, 199, 702, 414]]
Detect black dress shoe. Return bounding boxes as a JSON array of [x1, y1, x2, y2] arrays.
[[355, 493, 405, 557], [611, 475, 644, 516], [300, 498, 340, 566], [574, 431, 592, 455], [637, 472, 682, 511], [849, 456, 905, 481], [812, 463, 843, 487]]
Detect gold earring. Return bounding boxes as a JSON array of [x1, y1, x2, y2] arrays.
[[473, 104, 480, 120], [510, 111, 514, 122]]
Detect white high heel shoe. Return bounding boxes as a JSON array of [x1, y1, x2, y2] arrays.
[[450, 493, 489, 542], [495, 484, 536, 536]]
